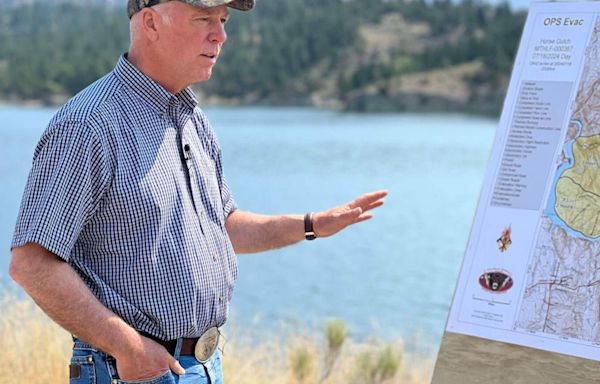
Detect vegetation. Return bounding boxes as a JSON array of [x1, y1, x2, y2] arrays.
[[0, 294, 433, 384], [0, 0, 526, 114], [0, 3, 127, 102]]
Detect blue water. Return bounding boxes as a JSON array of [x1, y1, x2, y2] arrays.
[[0, 105, 496, 350]]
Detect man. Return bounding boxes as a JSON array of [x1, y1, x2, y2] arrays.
[[9, 1, 387, 383]]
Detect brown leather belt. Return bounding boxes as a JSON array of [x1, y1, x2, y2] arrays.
[[141, 333, 197, 355], [140, 327, 219, 362]]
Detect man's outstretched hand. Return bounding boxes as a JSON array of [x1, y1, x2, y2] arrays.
[[312, 190, 388, 238]]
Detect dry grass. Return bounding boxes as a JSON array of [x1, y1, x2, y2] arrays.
[[0, 293, 72, 384], [0, 294, 434, 384]]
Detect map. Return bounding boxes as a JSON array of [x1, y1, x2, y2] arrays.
[[515, 16, 600, 343], [446, 2, 600, 361]]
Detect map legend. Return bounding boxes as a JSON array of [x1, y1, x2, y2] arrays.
[[491, 80, 570, 210]]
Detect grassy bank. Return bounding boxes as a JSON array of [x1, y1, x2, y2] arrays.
[[0, 294, 433, 383]]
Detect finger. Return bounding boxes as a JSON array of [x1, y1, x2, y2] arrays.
[[354, 190, 388, 205], [363, 199, 385, 212], [348, 190, 388, 209], [169, 358, 186, 376], [354, 213, 374, 223]]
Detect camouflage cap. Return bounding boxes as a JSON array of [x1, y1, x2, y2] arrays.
[[128, 0, 255, 19]]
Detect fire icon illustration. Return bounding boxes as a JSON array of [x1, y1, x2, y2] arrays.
[[478, 270, 513, 293], [496, 226, 512, 252]]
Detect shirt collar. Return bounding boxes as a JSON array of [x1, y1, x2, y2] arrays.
[[113, 54, 199, 116]]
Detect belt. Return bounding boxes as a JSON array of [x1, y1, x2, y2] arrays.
[[140, 327, 220, 362]]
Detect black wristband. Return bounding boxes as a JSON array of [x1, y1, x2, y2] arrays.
[[304, 212, 317, 240]]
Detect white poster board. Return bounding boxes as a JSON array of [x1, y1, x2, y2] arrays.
[[446, 1, 600, 362]]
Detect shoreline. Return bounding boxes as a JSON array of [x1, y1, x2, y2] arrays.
[[0, 97, 501, 118], [0, 82, 504, 118]]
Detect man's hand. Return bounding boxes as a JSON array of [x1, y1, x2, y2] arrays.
[[312, 190, 388, 238], [114, 335, 185, 381], [225, 189, 388, 253], [9, 244, 186, 381]]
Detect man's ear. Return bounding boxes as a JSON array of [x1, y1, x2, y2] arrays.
[[139, 9, 160, 41]]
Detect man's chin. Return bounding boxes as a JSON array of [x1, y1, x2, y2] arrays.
[[195, 69, 213, 83]]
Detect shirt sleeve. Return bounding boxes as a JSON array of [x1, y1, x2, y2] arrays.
[[219, 172, 237, 219], [11, 122, 112, 261], [212, 141, 237, 219], [196, 110, 238, 220]]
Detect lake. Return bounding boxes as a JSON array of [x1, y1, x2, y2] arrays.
[[0, 105, 496, 352]]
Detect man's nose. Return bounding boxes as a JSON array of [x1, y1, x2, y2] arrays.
[[210, 22, 227, 44]]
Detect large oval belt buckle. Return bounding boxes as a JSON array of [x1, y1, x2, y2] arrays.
[[194, 327, 219, 363]]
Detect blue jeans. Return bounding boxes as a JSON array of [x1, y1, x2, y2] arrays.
[[69, 339, 223, 384]]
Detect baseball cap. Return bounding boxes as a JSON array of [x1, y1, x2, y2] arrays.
[[128, 0, 255, 19]]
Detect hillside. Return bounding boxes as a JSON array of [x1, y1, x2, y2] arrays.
[[0, 0, 526, 115]]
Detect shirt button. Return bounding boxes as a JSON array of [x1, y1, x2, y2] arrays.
[[87, 356, 93, 363], [112, 380, 118, 384], [213, 255, 217, 262], [219, 296, 224, 304]]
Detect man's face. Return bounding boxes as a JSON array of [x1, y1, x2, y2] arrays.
[[157, 2, 229, 86]]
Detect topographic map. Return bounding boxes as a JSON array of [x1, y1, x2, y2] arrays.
[[515, 17, 600, 343]]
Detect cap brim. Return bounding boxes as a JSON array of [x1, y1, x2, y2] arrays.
[[226, 0, 254, 11]]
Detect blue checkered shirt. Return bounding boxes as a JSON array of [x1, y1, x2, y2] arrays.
[[12, 55, 238, 340]]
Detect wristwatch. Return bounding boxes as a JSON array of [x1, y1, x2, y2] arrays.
[[304, 212, 317, 240]]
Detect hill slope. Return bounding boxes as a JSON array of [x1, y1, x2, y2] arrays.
[[0, 0, 526, 115]]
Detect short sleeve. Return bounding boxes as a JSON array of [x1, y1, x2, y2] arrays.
[[219, 174, 237, 219], [11, 122, 112, 261], [212, 142, 237, 220], [195, 110, 237, 220]]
